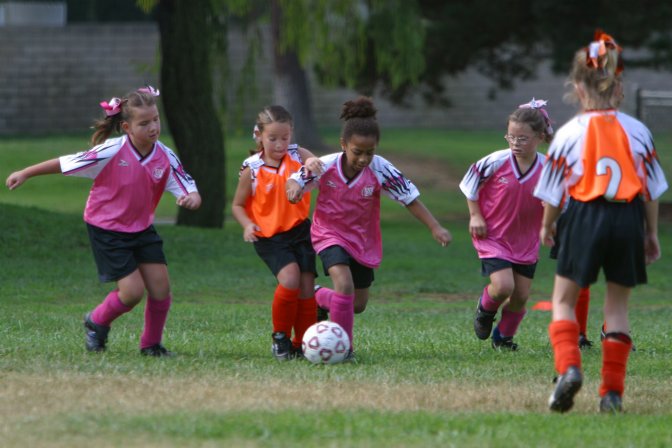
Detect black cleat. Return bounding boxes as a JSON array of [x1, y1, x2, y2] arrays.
[[290, 345, 305, 360], [314, 285, 329, 321], [578, 333, 593, 349], [548, 365, 583, 413], [317, 305, 329, 322], [491, 326, 518, 351], [140, 344, 174, 357], [599, 391, 623, 414], [83, 312, 110, 352], [474, 303, 497, 340], [271, 331, 292, 361]]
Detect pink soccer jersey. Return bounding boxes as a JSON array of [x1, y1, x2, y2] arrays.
[[291, 152, 420, 268], [459, 149, 544, 264], [59, 136, 198, 232]]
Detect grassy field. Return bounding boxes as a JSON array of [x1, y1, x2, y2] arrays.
[[1, 131, 671, 447]]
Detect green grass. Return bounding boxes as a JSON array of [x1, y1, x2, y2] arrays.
[[1, 131, 671, 447]]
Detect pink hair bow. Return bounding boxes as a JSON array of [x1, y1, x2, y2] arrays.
[[99, 97, 123, 117], [138, 85, 160, 96], [519, 97, 553, 135]]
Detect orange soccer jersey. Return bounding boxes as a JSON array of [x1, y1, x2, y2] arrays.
[[244, 150, 311, 238], [569, 114, 643, 202], [533, 110, 667, 208]]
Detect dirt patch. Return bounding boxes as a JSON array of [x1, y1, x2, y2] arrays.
[[386, 154, 461, 192]]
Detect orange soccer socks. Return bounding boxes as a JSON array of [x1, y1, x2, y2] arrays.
[[600, 335, 632, 397], [292, 296, 317, 348], [272, 284, 299, 337], [575, 287, 590, 336], [549, 320, 582, 375]]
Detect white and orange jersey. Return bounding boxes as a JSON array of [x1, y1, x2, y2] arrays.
[[534, 110, 667, 207], [241, 144, 310, 238], [59, 136, 198, 232]]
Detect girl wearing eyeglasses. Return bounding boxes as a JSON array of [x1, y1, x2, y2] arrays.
[[459, 99, 554, 351]]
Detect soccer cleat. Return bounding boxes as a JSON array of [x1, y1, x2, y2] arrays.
[[474, 301, 497, 340], [548, 365, 583, 413], [343, 349, 356, 363], [271, 331, 292, 361], [578, 333, 593, 349], [317, 305, 329, 322], [491, 327, 518, 351], [83, 312, 110, 352], [140, 344, 174, 357], [599, 391, 623, 414], [290, 345, 305, 360]]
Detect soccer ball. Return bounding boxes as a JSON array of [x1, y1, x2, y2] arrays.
[[301, 321, 351, 364]]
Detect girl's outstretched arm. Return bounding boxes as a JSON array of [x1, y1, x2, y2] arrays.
[[6, 158, 62, 190], [406, 199, 452, 247]]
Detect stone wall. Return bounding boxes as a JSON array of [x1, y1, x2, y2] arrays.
[[0, 22, 669, 136]]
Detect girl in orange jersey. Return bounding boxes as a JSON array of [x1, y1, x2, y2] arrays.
[[232, 105, 323, 361], [534, 31, 668, 413]]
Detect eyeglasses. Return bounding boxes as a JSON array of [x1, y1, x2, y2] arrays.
[[504, 134, 531, 145]]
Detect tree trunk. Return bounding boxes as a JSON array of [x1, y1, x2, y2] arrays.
[[271, 0, 329, 153], [156, 0, 226, 228]]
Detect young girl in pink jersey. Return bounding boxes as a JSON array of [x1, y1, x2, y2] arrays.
[[286, 97, 452, 359], [460, 98, 553, 351], [232, 105, 323, 361], [5, 86, 201, 357]]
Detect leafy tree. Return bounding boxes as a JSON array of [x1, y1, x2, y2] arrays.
[[312, 0, 672, 105], [271, 0, 327, 151]]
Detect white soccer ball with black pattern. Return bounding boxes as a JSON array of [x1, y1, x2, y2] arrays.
[[301, 321, 351, 364]]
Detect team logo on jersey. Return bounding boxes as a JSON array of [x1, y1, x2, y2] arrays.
[[153, 168, 165, 179], [265, 183, 274, 192], [118, 159, 129, 167], [326, 180, 337, 188], [497, 176, 509, 184], [361, 185, 375, 197]]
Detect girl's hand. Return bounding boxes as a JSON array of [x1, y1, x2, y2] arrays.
[[433, 226, 453, 247], [469, 215, 487, 238], [644, 232, 661, 264], [304, 157, 324, 175], [539, 225, 555, 247], [177, 192, 202, 210], [6, 170, 27, 190], [244, 222, 260, 242], [286, 179, 304, 204]]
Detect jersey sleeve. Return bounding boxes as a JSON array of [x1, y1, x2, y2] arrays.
[[289, 152, 339, 191], [533, 123, 584, 207], [163, 146, 198, 197], [371, 155, 420, 205], [624, 115, 668, 201], [459, 149, 509, 201], [58, 138, 122, 179]]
